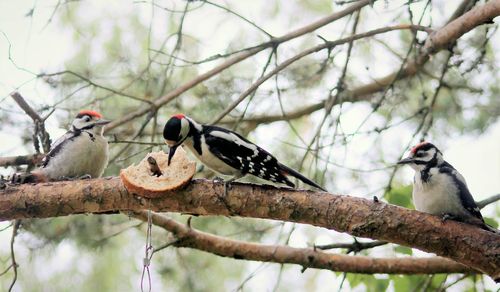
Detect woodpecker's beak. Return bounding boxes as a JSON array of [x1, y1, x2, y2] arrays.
[[168, 145, 178, 166], [397, 157, 414, 165], [95, 119, 111, 126]]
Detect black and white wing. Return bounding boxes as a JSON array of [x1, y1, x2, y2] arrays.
[[439, 163, 484, 222], [41, 131, 79, 168], [203, 126, 294, 186]]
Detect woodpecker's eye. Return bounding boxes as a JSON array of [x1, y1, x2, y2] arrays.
[[83, 116, 91, 122], [415, 151, 425, 158]]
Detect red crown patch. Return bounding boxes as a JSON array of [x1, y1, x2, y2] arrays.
[[172, 113, 185, 119], [411, 141, 429, 154], [77, 110, 102, 119]]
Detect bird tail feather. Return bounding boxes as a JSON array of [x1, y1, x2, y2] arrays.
[[482, 223, 500, 234], [278, 163, 327, 192]]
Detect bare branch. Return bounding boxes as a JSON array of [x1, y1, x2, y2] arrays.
[[103, 0, 374, 132], [131, 211, 473, 274], [211, 24, 431, 124], [0, 178, 499, 279], [10, 92, 51, 153], [10, 92, 43, 122], [222, 0, 500, 125], [314, 240, 387, 252], [0, 154, 44, 168], [477, 194, 500, 210], [7, 220, 20, 292]]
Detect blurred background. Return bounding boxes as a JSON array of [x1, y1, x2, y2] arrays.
[[0, 0, 499, 291]]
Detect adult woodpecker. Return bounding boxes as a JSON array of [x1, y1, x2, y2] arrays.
[[398, 141, 497, 232], [163, 114, 327, 192], [12, 110, 110, 183]]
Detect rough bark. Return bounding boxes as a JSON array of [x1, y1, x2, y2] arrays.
[[132, 210, 474, 274], [1, 178, 499, 279]]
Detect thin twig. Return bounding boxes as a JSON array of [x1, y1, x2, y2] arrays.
[[314, 240, 388, 252], [211, 24, 431, 124], [103, 0, 374, 132], [10, 92, 42, 121], [10, 92, 51, 153], [8, 220, 20, 292]]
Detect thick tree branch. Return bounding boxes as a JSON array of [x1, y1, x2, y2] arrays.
[[0, 178, 499, 279], [103, 0, 373, 132], [222, 0, 500, 125], [131, 211, 473, 274]]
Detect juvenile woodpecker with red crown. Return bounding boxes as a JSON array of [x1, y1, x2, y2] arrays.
[[398, 141, 497, 233], [163, 114, 326, 192], [12, 110, 110, 183]]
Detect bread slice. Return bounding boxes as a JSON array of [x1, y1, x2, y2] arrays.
[[120, 148, 196, 198]]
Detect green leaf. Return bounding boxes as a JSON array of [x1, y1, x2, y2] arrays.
[[385, 185, 413, 209], [346, 274, 390, 291], [484, 217, 498, 228]]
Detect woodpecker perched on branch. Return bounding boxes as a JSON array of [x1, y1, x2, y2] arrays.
[[398, 141, 497, 233], [163, 114, 327, 192], [12, 110, 110, 183]]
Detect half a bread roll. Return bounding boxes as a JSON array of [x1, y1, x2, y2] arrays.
[[120, 148, 196, 198]]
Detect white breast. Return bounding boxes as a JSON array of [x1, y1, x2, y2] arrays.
[[412, 168, 470, 218], [183, 136, 240, 176], [42, 134, 109, 180]]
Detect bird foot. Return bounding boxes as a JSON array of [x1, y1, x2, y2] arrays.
[[211, 177, 233, 196], [223, 181, 233, 197], [9, 173, 31, 184], [57, 174, 91, 181], [441, 213, 457, 222]]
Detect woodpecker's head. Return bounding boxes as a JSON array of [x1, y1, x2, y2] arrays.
[[72, 110, 111, 134], [163, 113, 192, 165], [398, 141, 444, 171]]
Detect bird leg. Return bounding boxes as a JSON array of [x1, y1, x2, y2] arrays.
[[223, 174, 243, 197], [441, 213, 459, 222]]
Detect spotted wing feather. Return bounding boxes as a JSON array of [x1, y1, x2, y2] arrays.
[[203, 126, 294, 186]]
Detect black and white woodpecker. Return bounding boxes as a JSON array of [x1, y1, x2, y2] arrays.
[[163, 114, 327, 192], [12, 110, 110, 183], [398, 141, 497, 232]]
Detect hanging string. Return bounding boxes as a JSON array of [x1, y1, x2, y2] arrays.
[[141, 207, 153, 292]]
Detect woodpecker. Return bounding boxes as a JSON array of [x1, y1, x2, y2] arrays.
[[163, 114, 326, 192], [12, 110, 110, 183], [398, 141, 497, 232]]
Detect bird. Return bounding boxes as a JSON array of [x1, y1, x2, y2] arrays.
[[11, 110, 110, 183], [398, 141, 497, 232], [162, 114, 327, 192]]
